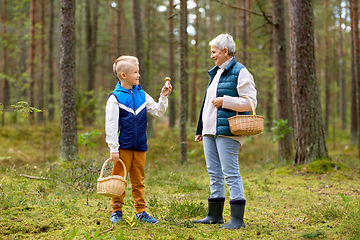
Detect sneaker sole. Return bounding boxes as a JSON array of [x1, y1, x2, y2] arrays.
[[138, 219, 159, 224], [110, 219, 123, 224]]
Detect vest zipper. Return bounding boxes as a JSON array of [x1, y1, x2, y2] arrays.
[[130, 89, 137, 150]]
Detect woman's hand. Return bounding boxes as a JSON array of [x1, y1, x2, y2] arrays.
[[195, 135, 203, 142], [110, 152, 119, 162], [161, 84, 173, 97], [212, 97, 223, 108]]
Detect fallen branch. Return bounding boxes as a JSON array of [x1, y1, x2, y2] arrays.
[[89, 224, 115, 239], [20, 174, 48, 180]]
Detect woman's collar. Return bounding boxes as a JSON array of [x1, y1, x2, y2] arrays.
[[220, 57, 234, 69]]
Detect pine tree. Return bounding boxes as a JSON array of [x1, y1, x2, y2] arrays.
[[289, 0, 328, 164], [60, 0, 78, 160]]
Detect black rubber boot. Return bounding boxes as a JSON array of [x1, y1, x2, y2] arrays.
[[219, 199, 246, 229], [194, 197, 225, 224]]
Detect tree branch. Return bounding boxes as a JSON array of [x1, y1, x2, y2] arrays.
[[255, 0, 275, 25], [211, 0, 274, 25]]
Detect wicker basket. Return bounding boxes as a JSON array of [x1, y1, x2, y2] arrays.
[[97, 158, 127, 198], [228, 96, 264, 136]]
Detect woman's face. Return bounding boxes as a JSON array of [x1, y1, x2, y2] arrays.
[[210, 45, 230, 66]]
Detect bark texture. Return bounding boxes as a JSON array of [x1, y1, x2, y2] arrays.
[[48, 0, 55, 121], [324, 0, 330, 134], [350, 0, 358, 144], [168, 0, 176, 128], [1, 0, 8, 126], [37, 0, 45, 123], [28, 0, 36, 124], [273, 0, 293, 160], [288, 0, 328, 164], [337, 0, 345, 130], [132, 0, 154, 137], [350, 0, 360, 156], [84, 0, 99, 126], [179, 0, 188, 163], [190, 0, 199, 126], [117, 0, 123, 56], [60, 0, 78, 160]]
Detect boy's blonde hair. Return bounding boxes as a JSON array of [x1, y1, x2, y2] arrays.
[[113, 56, 139, 80]]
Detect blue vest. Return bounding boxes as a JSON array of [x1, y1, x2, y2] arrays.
[[196, 57, 250, 136], [110, 82, 148, 151]]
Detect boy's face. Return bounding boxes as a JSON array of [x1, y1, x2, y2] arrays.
[[122, 64, 140, 88]]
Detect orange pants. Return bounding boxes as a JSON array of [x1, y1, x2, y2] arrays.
[[111, 149, 146, 214]]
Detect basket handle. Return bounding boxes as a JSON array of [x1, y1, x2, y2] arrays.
[[236, 95, 256, 116], [99, 158, 127, 179]]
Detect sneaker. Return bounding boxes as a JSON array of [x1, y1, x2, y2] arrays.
[[136, 211, 159, 224], [110, 211, 123, 223]]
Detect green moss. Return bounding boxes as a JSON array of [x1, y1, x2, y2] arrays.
[[304, 159, 349, 174], [276, 166, 296, 176]]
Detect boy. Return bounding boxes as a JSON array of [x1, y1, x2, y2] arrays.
[[105, 56, 172, 224]]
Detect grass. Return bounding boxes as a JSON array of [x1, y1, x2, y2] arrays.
[[0, 123, 360, 239]]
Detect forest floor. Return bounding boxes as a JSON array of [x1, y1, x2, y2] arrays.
[[0, 123, 359, 240]]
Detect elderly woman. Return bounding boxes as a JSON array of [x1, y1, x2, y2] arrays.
[[194, 34, 257, 229]]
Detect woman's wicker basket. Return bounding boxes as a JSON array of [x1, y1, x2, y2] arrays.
[[228, 96, 264, 136], [97, 158, 127, 198]]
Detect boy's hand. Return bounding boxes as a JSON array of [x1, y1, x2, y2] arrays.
[[161, 84, 172, 97], [110, 152, 119, 162]]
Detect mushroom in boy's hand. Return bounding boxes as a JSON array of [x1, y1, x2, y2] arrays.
[[165, 77, 171, 88]]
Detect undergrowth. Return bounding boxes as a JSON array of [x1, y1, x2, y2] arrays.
[[0, 123, 359, 239]]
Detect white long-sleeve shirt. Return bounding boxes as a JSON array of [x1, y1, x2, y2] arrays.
[[202, 57, 257, 145], [105, 92, 168, 153]]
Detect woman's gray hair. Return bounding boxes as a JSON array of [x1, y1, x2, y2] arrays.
[[209, 34, 236, 56]]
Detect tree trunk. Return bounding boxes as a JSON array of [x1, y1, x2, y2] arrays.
[[179, 0, 188, 164], [60, 0, 78, 160], [225, 0, 230, 33], [185, 4, 189, 122], [84, 0, 98, 126], [131, 0, 154, 138], [288, 0, 328, 164], [324, 0, 330, 134], [350, 0, 360, 157], [316, 37, 322, 93], [190, 0, 199, 126], [246, 0, 251, 63], [1, 0, 8, 126], [338, 0, 346, 130], [109, 1, 119, 90], [28, 0, 36, 124], [242, 0, 247, 65], [117, 0, 123, 56], [110, 1, 116, 88], [131, 0, 147, 91], [37, 0, 45, 123], [85, 0, 92, 126], [48, 0, 55, 121], [350, 0, 358, 144], [274, 0, 293, 160], [266, 24, 273, 132], [144, 0, 153, 91], [168, 0, 176, 128], [209, 0, 214, 37], [21, 22, 27, 100], [235, 0, 241, 60]]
